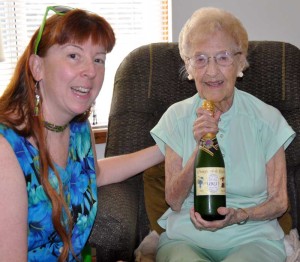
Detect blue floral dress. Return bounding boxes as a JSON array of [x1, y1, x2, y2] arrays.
[[0, 121, 97, 261]]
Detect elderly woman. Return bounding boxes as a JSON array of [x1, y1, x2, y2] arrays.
[[150, 7, 295, 261]]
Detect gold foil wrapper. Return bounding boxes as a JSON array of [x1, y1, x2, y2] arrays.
[[202, 100, 215, 139]]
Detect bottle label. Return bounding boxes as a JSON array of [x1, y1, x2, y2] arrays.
[[195, 167, 226, 195]]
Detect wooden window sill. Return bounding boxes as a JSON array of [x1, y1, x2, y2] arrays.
[[93, 127, 107, 144]]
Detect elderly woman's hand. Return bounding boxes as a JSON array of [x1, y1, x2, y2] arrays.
[[190, 207, 237, 231], [193, 107, 222, 143]]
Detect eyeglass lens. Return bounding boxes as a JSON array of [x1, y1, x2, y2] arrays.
[[191, 52, 239, 68]]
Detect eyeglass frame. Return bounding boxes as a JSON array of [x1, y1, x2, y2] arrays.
[[186, 51, 242, 69], [34, 6, 73, 55]]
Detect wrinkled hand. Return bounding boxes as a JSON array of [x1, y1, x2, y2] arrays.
[[190, 207, 236, 232], [193, 108, 222, 143]]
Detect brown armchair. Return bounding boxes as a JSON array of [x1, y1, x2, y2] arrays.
[[88, 41, 300, 261]]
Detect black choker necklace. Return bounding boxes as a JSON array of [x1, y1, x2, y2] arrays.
[[43, 121, 69, 132]]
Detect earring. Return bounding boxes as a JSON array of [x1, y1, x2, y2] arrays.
[[187, 74, 193, 80], [237, 71, 244, 78], [34, 81, 40, 116]]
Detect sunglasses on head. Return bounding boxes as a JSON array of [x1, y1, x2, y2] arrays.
[[34, 6, 73, 55]]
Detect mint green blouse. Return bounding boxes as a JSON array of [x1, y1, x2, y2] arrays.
[[151, 88, 295, 249]]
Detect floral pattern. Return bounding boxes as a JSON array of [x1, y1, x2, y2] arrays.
[[0, 121, 97, 261]]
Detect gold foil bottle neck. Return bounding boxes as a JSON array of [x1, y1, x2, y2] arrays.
[[202, 100, 215, 112], [202, 100, 215, 139]]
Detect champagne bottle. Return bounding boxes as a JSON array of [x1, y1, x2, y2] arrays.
[[194, 100, 226, 221]]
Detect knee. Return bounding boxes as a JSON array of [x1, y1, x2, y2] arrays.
[[156, 242, 200, 262]]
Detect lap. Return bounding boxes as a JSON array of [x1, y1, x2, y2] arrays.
[[156, 233, 286, 262]]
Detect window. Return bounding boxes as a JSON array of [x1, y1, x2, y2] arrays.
[[0, 0, 168, 126]]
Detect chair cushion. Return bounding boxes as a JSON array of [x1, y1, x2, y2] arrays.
[[143, 163, 168, 234]]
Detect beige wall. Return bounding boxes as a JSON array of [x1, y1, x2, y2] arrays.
[[171, 0, 300, 48]]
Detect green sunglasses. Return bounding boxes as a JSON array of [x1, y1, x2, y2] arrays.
[[34, 6, 73, 55]]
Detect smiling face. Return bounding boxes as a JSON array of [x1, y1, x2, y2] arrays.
[[186, 30, 245, 112], [34, 37, 106, 123]]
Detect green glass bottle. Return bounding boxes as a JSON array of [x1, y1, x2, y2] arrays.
[[81, 244, 92, 262], [194, 100, 226, 221]]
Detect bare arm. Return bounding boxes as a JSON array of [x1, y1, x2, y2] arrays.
[[165, 145, 198, 211], [190, 146, 288, 231], [164, 107, 219, 211], [97, 145, 164, 187], [245, 146, 288, 220], [0, 136, 28, 261], [191, 107, 288, 230]]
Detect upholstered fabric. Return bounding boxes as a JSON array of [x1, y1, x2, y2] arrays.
[[88, 41, 300, 261], [143, 163, 168, 235]]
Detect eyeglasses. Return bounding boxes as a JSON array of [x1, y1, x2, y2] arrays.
[[187, 51, 242, 69], [34, 6, 73, 55]]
